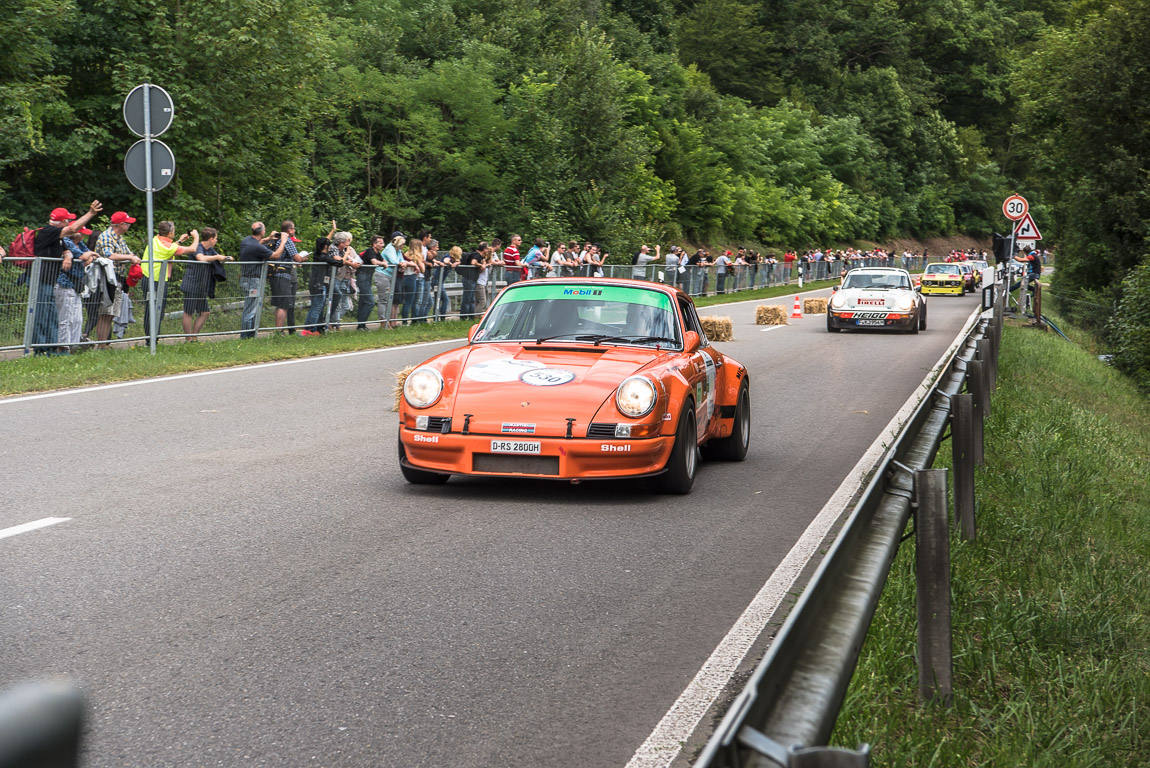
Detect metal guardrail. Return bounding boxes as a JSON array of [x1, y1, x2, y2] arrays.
[[696, 274, 1007, 767]]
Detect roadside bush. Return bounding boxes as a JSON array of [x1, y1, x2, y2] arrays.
[[1109, 259, 1150, 395]]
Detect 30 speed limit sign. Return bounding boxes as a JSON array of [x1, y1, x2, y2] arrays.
[[1002, 194, 1028, 221]]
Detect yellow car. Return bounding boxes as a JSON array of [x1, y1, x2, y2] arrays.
[[917, 263, 965, 295]]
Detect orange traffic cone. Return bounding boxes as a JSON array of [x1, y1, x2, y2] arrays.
[[790, 295, 803, 319]]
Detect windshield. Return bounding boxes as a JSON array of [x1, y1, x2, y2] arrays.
[[842, 272, 911, 290], [925, 264, 961, 275], [474, 283, 682, 348]]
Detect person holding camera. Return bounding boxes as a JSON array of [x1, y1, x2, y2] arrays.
[[238, 222, 287, 339], [181, 227, 231, 342], [142, 221, 199, 338]]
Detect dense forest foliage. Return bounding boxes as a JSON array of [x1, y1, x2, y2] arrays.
[[2, 0, 1148, 318]]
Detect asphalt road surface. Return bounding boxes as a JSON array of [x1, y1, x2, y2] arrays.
[[1, 288, 983, 767]]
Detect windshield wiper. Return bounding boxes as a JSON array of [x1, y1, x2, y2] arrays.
[[534, 333, 583, 344], [580, 334, 677, 346]]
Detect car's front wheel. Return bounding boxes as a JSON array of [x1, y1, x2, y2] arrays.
[[398, 436, 450, 485], [652, 404, 698, 494], [826, 315, 841, 333], [919, 304, 928, 331]]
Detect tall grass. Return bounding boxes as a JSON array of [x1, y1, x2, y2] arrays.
[[832, 323, 1150, 766]]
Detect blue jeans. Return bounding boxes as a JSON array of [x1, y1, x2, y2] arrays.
[[31, 281, 58, 351], [413, 276, 430, 323], [240, 275, 262, 338], [460, 278, 477, 318], [355, 271, 375, 326], [399, 274, 418, 320], [305, 284, 328, 331], [434, 272, 450, 318], [331, 279, 352, 324]]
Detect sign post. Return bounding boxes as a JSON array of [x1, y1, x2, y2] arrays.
[[1000, 194, 1029, 311], [123, 84, 175, 355]]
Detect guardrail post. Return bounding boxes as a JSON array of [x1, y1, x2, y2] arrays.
[[968, 355, 986, 466], [952, 393, 976, 541], [915, 469, 953, 706]]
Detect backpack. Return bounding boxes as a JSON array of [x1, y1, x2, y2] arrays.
[[7, 227, 39, 269]]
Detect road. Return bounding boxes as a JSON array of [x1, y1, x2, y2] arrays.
[[0, 287, 983, 767]]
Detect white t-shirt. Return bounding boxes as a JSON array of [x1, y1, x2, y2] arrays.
[[549, 251, 566, 276], [632, 251, 657, 278]]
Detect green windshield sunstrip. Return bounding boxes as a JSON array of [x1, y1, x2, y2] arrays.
[[497, 283, 673, 311]]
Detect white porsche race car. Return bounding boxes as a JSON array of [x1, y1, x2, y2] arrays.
[[827, 267, 927, 334]]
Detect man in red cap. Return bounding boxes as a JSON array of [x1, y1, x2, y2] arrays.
[[29, 201, 103, 353], [57, 226, 99, 352], [92, 211, 142, 345]]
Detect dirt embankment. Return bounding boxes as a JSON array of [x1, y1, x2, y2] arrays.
[[882, 235, 990, 256]]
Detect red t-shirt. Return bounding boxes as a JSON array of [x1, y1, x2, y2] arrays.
[[503, 245, 523, 276]]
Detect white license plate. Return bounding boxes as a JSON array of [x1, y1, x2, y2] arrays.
[[490, 439, 542, 454], [857, 319, 886, 326]]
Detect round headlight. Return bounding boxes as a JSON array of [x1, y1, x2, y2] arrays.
[[830, 293, 847, 309], [616, 376, 658, 418], [895, 295, 913, 311], [403, 367, 444, 409]]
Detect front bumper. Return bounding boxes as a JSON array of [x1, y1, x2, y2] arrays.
[[920, 281, 963, 295], [400, 428, 676, 479], [827, 310, 917, 330]]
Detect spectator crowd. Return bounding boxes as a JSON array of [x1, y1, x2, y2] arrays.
[[2, 201, 933, 354]]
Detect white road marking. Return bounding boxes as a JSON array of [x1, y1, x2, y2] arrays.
[[759, 325, 787, 333], [0, 517, 71, 541], [0, 338, 465, 405], [625, 306, 982, 768]]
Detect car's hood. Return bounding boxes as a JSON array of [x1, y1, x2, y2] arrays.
[[448, 343, 663, 436], [834, 288, 916, 311]]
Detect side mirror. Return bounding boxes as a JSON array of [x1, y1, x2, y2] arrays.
[[684, 330, 700, 351], [914, 285, 922, 292], [468, 323, 479, 342], [831, 286, 838, 292]]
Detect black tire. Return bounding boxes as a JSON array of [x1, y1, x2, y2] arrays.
[[398, 436, 450, 485], [907, 317, 920, 334], [919, 304, 928, 331], [826, 315, 841, 333], [652, 404, 698, 494], [702, 381, 750, 461]]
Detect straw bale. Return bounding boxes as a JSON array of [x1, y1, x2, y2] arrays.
[[699, 315, 734, 341], [755, 305, 789, 325], [804, 298, 828, 315], [393, 364, 417, 411]]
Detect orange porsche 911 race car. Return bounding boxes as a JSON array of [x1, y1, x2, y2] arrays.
[[398, 279, 750, 494]]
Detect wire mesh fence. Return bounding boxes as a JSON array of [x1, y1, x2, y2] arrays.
[[0, 254, 921, 353]]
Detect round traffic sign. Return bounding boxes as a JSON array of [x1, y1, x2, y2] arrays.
[[124, 139, 177, 192], [1002, 194, 1028, 221], [123, 84, 174, 138]]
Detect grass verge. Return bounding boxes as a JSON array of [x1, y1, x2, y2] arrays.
[[831, 321, 1150, 765], [0, 322, 474, 397], [0, 279, 839, 397]]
